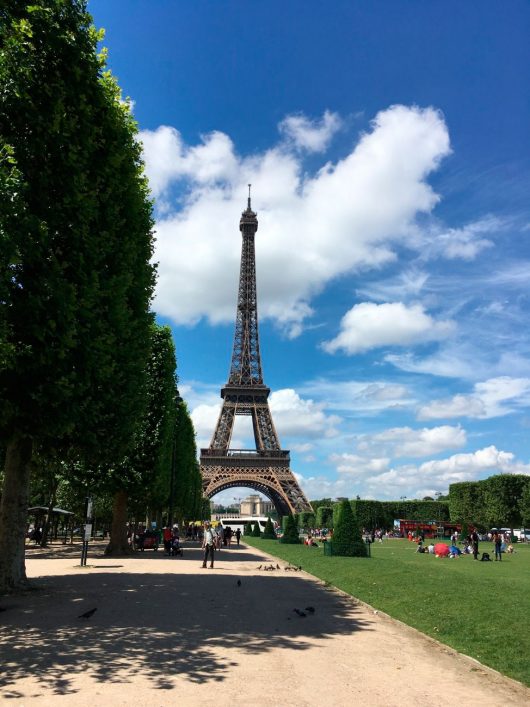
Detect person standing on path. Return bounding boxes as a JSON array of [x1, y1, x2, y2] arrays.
[[202, 521, 216, 568]]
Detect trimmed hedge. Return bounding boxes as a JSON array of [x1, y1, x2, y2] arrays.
[[331, 500, 367, 557], [280, 514, 301, 544], [261, 516, 276, 540]]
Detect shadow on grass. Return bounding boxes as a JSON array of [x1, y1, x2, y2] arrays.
[[0, 566, 371, 695]]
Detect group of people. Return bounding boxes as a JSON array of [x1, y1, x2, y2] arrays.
[[201, 521, 242, 568], [162, 525, 182, 556], [414, 528, 512, 562]]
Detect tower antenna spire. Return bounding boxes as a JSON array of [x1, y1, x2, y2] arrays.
[[248, 183, 252, 210]]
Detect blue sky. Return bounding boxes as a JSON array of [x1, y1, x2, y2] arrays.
[[89, 1, 530, 504]]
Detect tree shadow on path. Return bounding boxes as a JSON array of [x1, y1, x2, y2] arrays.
[[0, 566, 373, 697]]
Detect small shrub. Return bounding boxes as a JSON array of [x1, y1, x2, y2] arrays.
[[262, 516, 276, 539], [332, 499, 367, 557], [280, 514, 301, 544], [252, 521, 261, 537], [244, 522, 253, 536]]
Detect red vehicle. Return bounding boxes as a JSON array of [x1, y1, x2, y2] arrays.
[[396, 519, 470, 539]]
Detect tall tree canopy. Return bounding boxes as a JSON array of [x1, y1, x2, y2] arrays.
[[105, 324, 178, 554], [0, 0, 155, 590], [173, 400, 202, 524]]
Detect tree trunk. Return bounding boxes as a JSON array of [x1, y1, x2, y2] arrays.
[[0, 435, 33, 593], [105, 489, 132, 555]]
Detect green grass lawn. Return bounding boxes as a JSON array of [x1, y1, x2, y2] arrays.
[[244, 536, 530, 686]]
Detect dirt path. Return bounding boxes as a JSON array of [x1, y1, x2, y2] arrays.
[[1, 540, 528, 706]]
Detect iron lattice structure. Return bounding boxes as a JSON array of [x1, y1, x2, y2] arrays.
[[200, 193, 312, 516]]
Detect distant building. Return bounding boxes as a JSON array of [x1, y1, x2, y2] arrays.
[[240, 494, 274, 517]]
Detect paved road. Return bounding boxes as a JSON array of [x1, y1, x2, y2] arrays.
[[0, 541, 528, 706]]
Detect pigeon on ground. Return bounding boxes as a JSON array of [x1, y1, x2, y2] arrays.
[[305, 606, 315, 613], [298, 566, 302, 571], [276, 564, 280, 569], [293, 608, 306, 617], [237, 579, 241, 587], [257, 565, 262, 570], [78, 607, 97, 619]]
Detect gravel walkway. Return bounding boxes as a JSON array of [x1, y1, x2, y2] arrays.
[[0, 540, 528, 706]]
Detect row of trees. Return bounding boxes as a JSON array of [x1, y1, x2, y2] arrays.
[[0, 1, 202, 592], [448, 475, 530, 530], [302, 498, 450, 531], [305, 475, 530, 534]]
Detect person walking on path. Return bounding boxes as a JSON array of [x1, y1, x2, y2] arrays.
[[202, 521, 216, 568], [235, 528, 241, 546]]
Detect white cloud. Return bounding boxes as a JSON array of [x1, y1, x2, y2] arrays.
[[411, 216, 499, 261], [331, 453, 391, 475], [429, 218, 496, 260], [362, 445, 530, 499], [141, 105, 451, 335], [269, 389, 341, 438], [418, 376, 530, 420], [293, 471, 360, 501], [356, 424, 466, 458], [139, 127, 238, 198], [322, 301, 454, 355], [386, 346, 484, 380], [279, 110, 342, 152], [301, 378, 415, 414]]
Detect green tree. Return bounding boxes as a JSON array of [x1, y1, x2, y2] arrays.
[[105, 324, 178, 555], [0, 1, 155, 590], [481, 474, 530, 530], [280, 514, 300, 544], [244, 521, 253, 536], [298, 511, 316, 529], [316, 506, 333, 528], [448, 482, 485, 527], [331, 499, 367, 557], [520, 484, 530, 529], [252, 520, 261, 537], [173, 401, 202, 524], [262, 516, 276, 539], [309, 498, 332, 514]]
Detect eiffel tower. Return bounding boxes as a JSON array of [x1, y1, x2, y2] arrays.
[[200, 189, 312, 516]]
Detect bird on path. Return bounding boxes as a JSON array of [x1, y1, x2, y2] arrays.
[[298, 566, 302, 571], [257, 565, 262, 570], [237, 579, 241, 587], [276, 564, 280, 570], [305, 606, 315, 614], [293, 608, 306, 617], [78, 607, 97, 619]]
